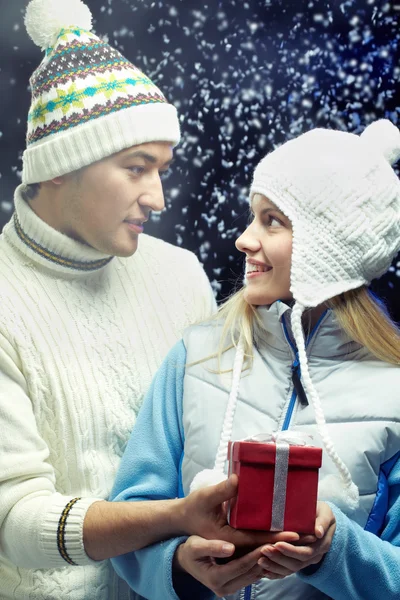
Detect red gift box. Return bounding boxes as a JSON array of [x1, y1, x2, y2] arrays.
[[227, 436, 322, 534]]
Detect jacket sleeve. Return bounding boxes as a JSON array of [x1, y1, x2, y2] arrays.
[[110, 339, 213, 600], [298, 457, 400, 598], [0, 331, 100, 569]]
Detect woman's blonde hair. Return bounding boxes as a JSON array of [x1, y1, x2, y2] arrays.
[[327, 287, 400, 365], [210, 285, 400, 368]]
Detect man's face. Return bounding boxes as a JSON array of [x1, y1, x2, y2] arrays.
[[59, 141, 173, 257]]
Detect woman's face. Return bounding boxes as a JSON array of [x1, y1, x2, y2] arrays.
[[236, 193, 293, 306]]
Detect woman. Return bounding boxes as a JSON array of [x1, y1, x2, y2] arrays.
[[111, 119, 400, 600]]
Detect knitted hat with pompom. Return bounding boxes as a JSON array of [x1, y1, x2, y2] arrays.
[[22, 0, 180, 184]]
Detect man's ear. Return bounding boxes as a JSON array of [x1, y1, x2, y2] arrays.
[[50, 176, 64, 185], [50, 169, 82, 186]]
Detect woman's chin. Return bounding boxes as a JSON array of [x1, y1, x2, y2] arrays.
[[243, 289, 279, 306]]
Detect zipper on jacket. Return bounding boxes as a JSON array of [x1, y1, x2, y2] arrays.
[[291, 358, 309, 407], [281, 316, 300, 431], [242, 585, 252, 600], [281, 310, 328, 430], [281, 387, 298, 431]]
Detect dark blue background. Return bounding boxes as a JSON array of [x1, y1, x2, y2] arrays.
[[0, 0, 399, 318]]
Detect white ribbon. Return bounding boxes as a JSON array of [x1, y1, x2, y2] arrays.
[[243, 430, 315, 447], [241, 431, 315, 531], [271, 441, 290, 531]]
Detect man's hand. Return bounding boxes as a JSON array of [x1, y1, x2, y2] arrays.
[[182, 474, 306, 549], [173, 535, 267, 597], [257, 502, 336, 579], [183, 475, 308, 548]]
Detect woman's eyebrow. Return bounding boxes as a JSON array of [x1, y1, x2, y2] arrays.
[[260, 207, 278, 215], [252, 206, 284, 217]]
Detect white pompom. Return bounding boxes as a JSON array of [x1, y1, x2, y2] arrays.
[[25, 0, 93, 51], [189, 469, 227, 494], [318, 474, 359, 512], [360, 119, 400, 166]]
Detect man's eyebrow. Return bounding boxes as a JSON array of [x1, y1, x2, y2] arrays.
[[162, 157, 175, 168], [122, 151, 175, 167]]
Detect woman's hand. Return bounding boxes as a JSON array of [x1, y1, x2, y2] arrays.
[[257, 502, 336, 580], [173, 535, 267, 597]]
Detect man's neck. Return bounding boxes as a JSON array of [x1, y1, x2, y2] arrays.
[[25, 185, 63, 232]]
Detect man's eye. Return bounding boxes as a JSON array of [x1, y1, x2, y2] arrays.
[[128, 166, 145, 175], [159, 169, 171, 180]]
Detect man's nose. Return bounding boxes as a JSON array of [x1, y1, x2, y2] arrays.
[[139, 173, 165, 212]]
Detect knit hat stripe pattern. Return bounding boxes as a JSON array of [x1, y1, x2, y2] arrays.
[[27, 29, 167, 145], [22, 0, 180, 184], [250, 121, 400, 307], [30, 34, 132, 96]]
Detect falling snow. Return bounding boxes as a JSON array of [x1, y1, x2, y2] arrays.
[[0, 0, 399, 312]]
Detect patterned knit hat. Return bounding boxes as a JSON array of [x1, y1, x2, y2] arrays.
[[22, 0, 180, 184], [191, 120, 400, 514]]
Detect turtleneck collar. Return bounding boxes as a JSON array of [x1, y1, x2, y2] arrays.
[[3, 184, 114, 276], [256, 301, 363, 360]]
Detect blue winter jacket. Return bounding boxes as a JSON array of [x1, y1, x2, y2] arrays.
[[111, 305, 400, 600]]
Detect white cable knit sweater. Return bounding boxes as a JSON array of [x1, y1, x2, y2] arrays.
[[0, 185, 216, 600]]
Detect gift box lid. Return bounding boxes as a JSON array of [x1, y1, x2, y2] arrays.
[[229, 440, 322, 468]]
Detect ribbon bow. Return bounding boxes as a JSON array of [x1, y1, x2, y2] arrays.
[[243, 430, 314, 447]]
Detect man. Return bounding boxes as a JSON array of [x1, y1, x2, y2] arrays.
[[0, 0, 221, 597], [0, 2, 304, 598]]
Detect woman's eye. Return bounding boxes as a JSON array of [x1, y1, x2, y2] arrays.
[[269, 216, 282, 227], [248, 212, 282, 227]]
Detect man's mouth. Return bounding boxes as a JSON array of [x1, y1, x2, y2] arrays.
[[124, 219, 145, 234]]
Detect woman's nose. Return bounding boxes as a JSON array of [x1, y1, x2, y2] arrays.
[[236, 224, 260, 254]]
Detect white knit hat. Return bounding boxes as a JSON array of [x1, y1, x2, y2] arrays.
[[250, 119, 400, 307], [22, 0, 180, 184], [191, 120, 400, 514]]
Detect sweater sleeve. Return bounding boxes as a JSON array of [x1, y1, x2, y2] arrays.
[[0, 331, 101, 569], [298, 457, 400, 598], [110, 340, 212, 600], [182, 251, 217, 322]]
